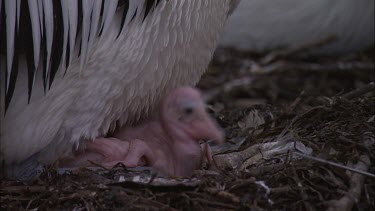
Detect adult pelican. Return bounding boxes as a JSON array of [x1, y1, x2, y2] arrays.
[[0, 0, 240, 180]]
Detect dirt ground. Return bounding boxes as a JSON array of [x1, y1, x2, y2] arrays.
[[1, 45, 374, 210]]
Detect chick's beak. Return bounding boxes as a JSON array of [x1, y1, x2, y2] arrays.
[[197, 114, 225, 144]]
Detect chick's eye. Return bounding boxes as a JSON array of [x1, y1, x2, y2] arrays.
[[183, 107, 194, 115]]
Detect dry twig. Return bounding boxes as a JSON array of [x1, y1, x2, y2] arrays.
[[294, 152, 374, 178], [342, 82, 375, 100], [250, 61, 375, 75], [326, 155, 372, 211], [261, 35, 337, 64]]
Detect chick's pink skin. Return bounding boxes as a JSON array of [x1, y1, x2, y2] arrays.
[[60, 87, 224, 177]]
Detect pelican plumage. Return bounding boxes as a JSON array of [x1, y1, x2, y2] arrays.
[[220, 0, 374, 54], [0, 0, 240, 179]]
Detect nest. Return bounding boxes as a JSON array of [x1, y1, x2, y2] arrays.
[[1, 43, 374, 210]]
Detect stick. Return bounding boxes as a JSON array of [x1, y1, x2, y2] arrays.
[[250, 61, 375, 75], [326, 155, 371, 211], [261, 35, 338, 64], [203, 76, 253, 102], [294, 152, 374, 178], [342, 82, 375, 100]]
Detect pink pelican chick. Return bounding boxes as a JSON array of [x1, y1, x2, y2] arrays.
[[60, 87, 224, 177]]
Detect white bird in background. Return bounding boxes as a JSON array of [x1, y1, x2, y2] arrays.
[[0, 0, 240, 179], [220, 0, 374, 54]]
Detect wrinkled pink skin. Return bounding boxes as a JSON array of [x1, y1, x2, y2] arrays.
[[59, 87, 224, 177]]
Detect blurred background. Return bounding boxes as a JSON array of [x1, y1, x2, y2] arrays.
[[219, 0, 374, 55]]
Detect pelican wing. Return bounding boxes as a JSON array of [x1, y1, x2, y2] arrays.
[[0, 0, 161, 111]]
